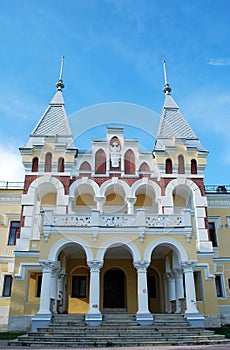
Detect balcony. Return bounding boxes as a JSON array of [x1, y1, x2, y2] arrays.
[[42, 209, 192, 243]]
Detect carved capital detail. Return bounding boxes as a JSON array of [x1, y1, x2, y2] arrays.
[[87, 260, 103, 272], [133, 260, 149, 272], [39, 260, 60, 273], [180, 260, 197, 273]]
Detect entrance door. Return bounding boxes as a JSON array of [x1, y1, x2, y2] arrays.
[[104, 269, 125, 308]]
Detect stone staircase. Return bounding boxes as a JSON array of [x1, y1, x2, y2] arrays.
[[9, 313, 229, 347]]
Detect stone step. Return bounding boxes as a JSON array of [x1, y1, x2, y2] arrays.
[[8, 313, 229, 347]]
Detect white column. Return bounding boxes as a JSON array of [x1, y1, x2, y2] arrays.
[[125, 197, 136, 214], [50, 262, 61, 313], [180, 261, 199, 314], [164, 273, 171, 313], [37, 260, 58, 315], [94, 197, 105, 213], [174, 268, 184, 313], [134, 261, 153, 325], [85, 260, 103, 326]]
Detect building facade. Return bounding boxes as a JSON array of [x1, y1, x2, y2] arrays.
[[0, 70, 230, 332]]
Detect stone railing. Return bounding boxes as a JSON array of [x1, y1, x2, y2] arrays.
[[43, 209, 191, 230], [42, 209, 192, 242]]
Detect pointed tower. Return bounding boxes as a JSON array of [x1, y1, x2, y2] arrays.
[[153, 61, 208, 177], [20, 57, 77, 179]]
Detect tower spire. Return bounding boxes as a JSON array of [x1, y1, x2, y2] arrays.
[[56, 56, 65, 91], [162, 60, 172, 95]]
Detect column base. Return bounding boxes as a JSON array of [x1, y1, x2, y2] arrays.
[[184, 313, 205, 328], [136, 313, 154, 326], [85, 312, 102, 326], [31, 313, 52, 331]]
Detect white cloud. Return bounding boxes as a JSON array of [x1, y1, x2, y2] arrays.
[[0, 144, 25, 182], [208, 58, 230, 66]]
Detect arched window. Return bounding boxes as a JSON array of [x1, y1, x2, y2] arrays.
[[191, 159, 197, 175], [178, 154, 185, 174], [139, 162, 150, 172], [165, 158, 172, 174], [124, 149, 135, 174], [95, 149, 106, 174], [79, 161, 91, 172], [57, 157, 64, 172], [32, 157, 38, 172], [45, 152, 52, 172]]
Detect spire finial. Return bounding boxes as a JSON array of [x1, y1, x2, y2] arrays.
[[162, 60, 172, 95], [56, 56, 65, 91]]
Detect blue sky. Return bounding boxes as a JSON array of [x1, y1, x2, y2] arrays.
[[0, 0, 229, 184]]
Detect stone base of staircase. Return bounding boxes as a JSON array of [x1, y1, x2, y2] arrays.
[[9, 313, 229, 348]]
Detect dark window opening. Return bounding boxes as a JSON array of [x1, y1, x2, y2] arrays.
[[147, 275, 156, 298], [32, 157, 38, 172], [57, 157, 64, 172], [3, 275, 12, 297], [36, 275, 42, 298], [208, 222, 218, 247], [8, 221, 20, 245], [191, 159, 197, 174], [215, 275, 224, 297], [165, 158, 172, 174], [71, 276, 87, 298], [194, 271, 204, 301]]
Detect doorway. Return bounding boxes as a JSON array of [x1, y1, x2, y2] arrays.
[[104, 269, 126, 308]]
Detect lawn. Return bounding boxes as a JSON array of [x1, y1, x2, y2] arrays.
[[0, 333, 24, 340]]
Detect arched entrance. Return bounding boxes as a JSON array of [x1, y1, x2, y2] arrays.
[[104, 269, 126, 308]]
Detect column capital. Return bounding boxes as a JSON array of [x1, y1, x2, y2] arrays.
[[180, 260, 197, 273], [125, 197, 136, 204], [39, 260, 60, 273], [94, 196, 106, 203], [173, 267, 184, 279], [133, 260, 149, 272], [165, 271, 175, 280], [87, 260, 103, 272]]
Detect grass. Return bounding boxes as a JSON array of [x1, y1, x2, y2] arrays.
[[0, 333, 24, 340], [214, 326, 230, 338]]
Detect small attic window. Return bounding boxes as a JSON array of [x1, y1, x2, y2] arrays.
[[32, 157, 38, 172], [178, 155, 185, 174], [45, 152, 52, 172], [191, 159, 197, 175], [165, 158, 172, 174], [58, 157, 64, 172]]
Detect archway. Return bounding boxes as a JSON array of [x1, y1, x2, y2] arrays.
[[104, 269, 126, 308]]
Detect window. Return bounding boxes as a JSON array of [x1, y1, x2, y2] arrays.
[[32, 157, 38, 172], [8, 221, 20, 245], [36, 275, 42, 298], [57, 157, 64, 172], [2, 275, 12, 297], [178, 155, 185, 174], [45, 152, 52, 172], [71, 276, 87, 298], [95, 149, 106, 174], [147, 275, 156, 298], [124, 150, 135, 174], [165, 158, 172, 174], [191, 159, 197, 174], [194, 271, 204, 301], [215, 275, 224, 298], [139, 162, 150, 172], [208, 222, 218, 247]]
